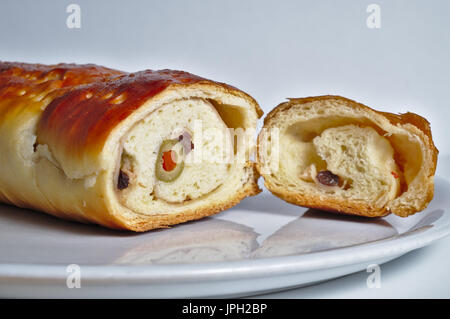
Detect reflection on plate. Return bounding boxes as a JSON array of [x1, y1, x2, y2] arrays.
[[252, 210, 398, 258], [0, 206, 258, 265], [114, 219, 259, 264]]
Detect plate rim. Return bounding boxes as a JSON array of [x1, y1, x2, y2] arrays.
[[0, 218, 449, 283], [1, 176, 449, 284]]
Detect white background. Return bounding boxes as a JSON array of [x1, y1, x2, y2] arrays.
[[1, 0, 449, 298]]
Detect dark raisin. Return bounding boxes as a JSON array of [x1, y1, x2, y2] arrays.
[[33, 142, 38, 152], [316, 170, 340, 186], [117, 170, 129, 190], [178, 131, 194, 154]]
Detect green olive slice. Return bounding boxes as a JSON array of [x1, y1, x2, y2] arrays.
[[155, 139, 185, 182]]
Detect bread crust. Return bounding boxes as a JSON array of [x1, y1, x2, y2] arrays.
[[0, 61, 262, 231], [258, 95, 438, 218]]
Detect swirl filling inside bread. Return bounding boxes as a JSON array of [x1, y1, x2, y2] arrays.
[[117, 98, 235, 212], [258, 96, 437, 217]]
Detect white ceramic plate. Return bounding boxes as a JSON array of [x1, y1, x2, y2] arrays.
[[0, 177, 449, 298]]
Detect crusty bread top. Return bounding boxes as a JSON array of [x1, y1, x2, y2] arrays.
[[37, 69, 261, 161], [0, 61, 122, 88], [1, 62, 262, 178], [0, 62, 122, 120]]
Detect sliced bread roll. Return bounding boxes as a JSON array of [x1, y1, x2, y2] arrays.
[[0, 62, 262, 231], [257, 96, 438, 217]]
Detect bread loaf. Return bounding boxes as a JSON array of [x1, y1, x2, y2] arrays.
[[0, 62, 262, 231]]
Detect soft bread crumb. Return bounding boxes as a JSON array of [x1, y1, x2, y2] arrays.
[[313, 125, 400, 208]]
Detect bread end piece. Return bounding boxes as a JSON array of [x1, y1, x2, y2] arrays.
[[257, 95, 438, 218]]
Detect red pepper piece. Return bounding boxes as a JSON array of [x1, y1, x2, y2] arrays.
[[162, 150, 177, 172]]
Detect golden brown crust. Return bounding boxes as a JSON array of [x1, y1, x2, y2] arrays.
[[0, 61, 123, 94], [37, 70, 262, 162], [258, 95, 438, 218], [0, 62, 262, 160], [0, 62, 123, 122], [264, 185, 389, 218]]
